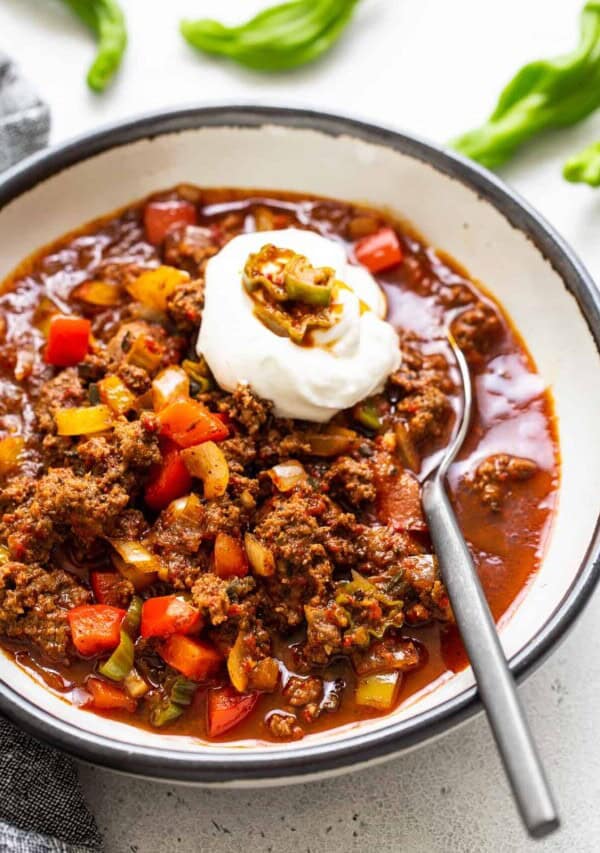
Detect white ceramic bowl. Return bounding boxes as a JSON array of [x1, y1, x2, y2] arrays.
[[1, 106, 599, 785]]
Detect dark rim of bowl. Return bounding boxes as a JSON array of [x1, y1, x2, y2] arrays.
[[0, 105, 599, 784]]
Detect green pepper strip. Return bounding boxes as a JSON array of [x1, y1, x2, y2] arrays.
[[353, 401, 382, 431], [564, 139, 600, 185], [170, 676, 198, 707], [98, 596, 141, 681], [452, 1, 600, 169], [180, 0, 362, 73], [150, 701, 184, 728], [98, 629, 134, 681], [60, 0, 127, 92], [150, 678, 198, 727], [124, 595, 142, 635], [284, 257, 334, 307]]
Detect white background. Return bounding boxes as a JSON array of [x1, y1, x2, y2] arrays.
[[2, 0, 600, 850]]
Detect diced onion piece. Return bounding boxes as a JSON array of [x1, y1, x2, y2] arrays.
[[127, 266, 189, 312], [244, 533, 275, 577], [0, 545, 9, 564], [0, 435, 24, 475], [181, 441, 229, 499], [167, 492, 203, 520], [124, 668, 150, 698], [355, 672, 400, 710], [98, 375, 136, 416], [267, 460, 306, 492], [214, 532, 248, 579], [73, 281, 122, 306], [395, 421, 420, 472], [305, 426, 356, 457], [152, 366, 190, 411], [110, 540, 159, 573], [111, 553, 158, 592], [55, 405, 113, 436], [227, 631, 250, 693]]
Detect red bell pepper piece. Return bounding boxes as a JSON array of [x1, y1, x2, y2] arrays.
[[207, 686, 259, 737], [144, 440, 192, 511], [68, 604, 125, 657], [90, 571, 125, 607], [85, 677, 137, 712], [160, 634, 222, 681], [157, 399, 228, 448], [140, 595, 202, 639], [44, 315, 91, 367], [214, 533, 249, 579], [354, 227, 403, 274], [143, 200, 197, 245]]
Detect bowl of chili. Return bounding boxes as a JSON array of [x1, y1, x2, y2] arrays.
[[0, 106, 598, 785]]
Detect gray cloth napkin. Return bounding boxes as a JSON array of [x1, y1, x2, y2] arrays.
[[0, 49, 50, 171], [0, 52, 103, 853]]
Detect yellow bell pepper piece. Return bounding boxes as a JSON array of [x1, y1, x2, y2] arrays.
[[355, 672, 400, 710], [73, 281, 122, 307], [98, 375, 136, 415], [127, 265, 189, 312], [55, 405, 113, 436], [0, 435, 24, 475]]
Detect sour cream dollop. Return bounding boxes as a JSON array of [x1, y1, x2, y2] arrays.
[[197, 228, 401, 422]]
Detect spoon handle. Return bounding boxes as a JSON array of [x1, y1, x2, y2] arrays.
[[422, 475, 559, 838]]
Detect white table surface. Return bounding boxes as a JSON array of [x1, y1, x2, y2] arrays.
[[2, 0, 600, 850]]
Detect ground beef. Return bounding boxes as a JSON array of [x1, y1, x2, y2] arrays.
[[202, 497, 246, 538], [191, 574, 231, 625], [254, 490, 329, 570], [0, 562, 89, 661], [451, 302, 503, 366], [224, 384, 272, 435], [396, 385, 452, 446], [282, 675, 323, 707], [76, 414, 160, 492], [266, 712, 304, 741], [257, 421, 312, 465], [323, 456, 376, 506], [1, 469, 130, 564], [468, 453, 538, 511], [0, 476, 35, 513], [355, 525, 423, 576], [35, 368, 85, 433], [163, 225, 219, 277], [400, 555, 452, 621], [220, 435, 258, 472], [166, 279, 205, 333], [303, 603, 347, 663], [116, 362, 152, 395]]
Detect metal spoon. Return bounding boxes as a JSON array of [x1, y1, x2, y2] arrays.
[[421, 334, 559, 838]]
